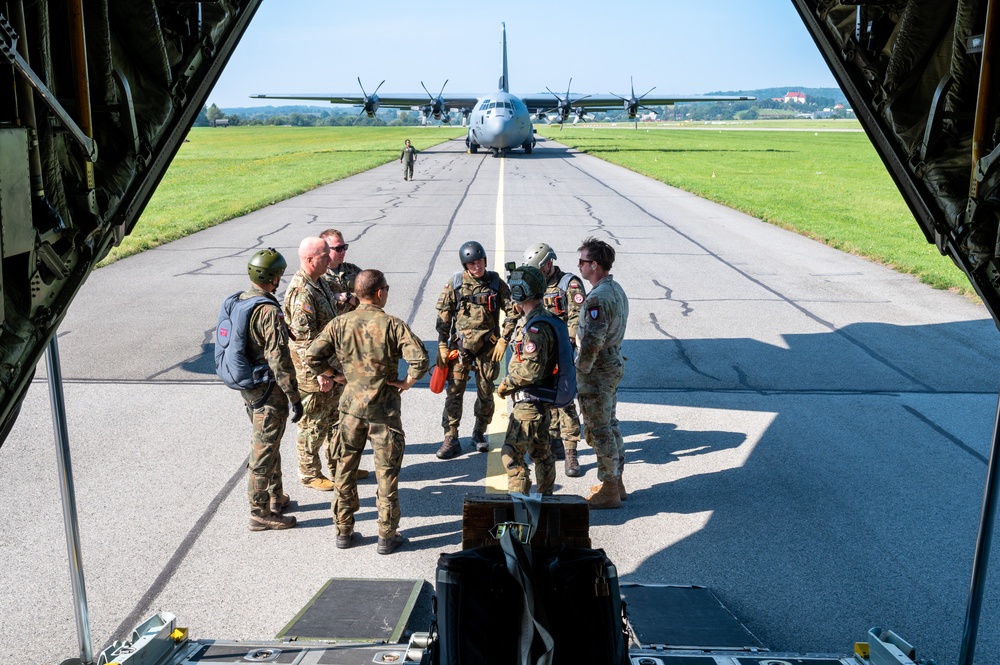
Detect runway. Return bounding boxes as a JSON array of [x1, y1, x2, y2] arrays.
[[2, 136, 1000, 664]]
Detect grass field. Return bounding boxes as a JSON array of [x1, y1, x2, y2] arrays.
[[537, 124, 973, 296], [103, 126, 465, 265]]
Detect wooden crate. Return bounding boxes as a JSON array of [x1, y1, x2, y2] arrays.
[[461, 493, 591, 550]]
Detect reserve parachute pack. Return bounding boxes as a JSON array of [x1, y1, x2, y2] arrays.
[[214, 292, 277, 390], [518, 312, 577, 408], [543, 273, 580, 316]]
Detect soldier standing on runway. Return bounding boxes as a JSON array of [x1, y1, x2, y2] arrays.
[[575, 237, 629, 510], [495, 266, 561, 495], [400, 139, 417, 181], [320, 228, 363, 315], [318, 228, 369, 480], [241, 249, 303, 531], [434, 241, 519, 459], [522, 242, 587, 477], [305, 269, 429, 554], [283, 237, 340, 492]]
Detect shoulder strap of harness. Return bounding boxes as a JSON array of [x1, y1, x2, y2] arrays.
[[557, 273, 576, 295]]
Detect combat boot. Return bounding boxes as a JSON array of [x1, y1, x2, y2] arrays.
[[436, 435, 462, 459], [304, 476, 336, 491], [377, 532, 407, 555], [586, 481, 622, 510], [472, 430, 489, 453], [357, 469, 371, 480], [248, 513, 297, 531], [590, 478, 628, 501], [549, 438, 566, 461], [564, 449, 581, 477], [335, 530, 356, 549], [269, 493, 290, 514]]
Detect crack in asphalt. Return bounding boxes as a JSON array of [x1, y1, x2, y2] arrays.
[[648, 312, 719, 381], [653, 278, 693, 317], [176, 224, 291, 277]]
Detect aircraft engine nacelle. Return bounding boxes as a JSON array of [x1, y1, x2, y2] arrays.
[[624, 100, 639, 118], [363, 97, 380, 118]]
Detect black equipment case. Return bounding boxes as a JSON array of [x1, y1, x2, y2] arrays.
[[434, 544, 628, 664]]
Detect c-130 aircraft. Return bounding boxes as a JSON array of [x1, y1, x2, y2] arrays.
[[252, 23, 755, 158], [4, 1, 1000, 664]]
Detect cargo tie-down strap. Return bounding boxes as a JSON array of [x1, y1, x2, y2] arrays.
[[500, 492, 554, 665]]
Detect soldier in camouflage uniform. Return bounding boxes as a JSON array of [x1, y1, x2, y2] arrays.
[[434, 241, 519, 459], [283, 237, 339, 491], [523, 242, 587, 477], [319, 229, 363, 315], [305, 269, 429, 555], [575, 237, 629, 510], [317, 229, 370, 481], [496, 266, 560, 495], [241, 249, 303, 531]]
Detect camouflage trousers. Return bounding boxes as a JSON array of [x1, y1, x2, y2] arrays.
[[442, 352, 499, 436], [243, 387, 288, 518], [577, 356, 625, 483], [548, 400, 582, 451], [501, 402, 554, 495], [333, 412, 405, 539], [296, 388, 340, 482]]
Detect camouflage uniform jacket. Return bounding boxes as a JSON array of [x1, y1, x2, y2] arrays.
[[435, 270, 518, 355], [322, 261, 362, 315], [575, 275, 629, 374], [543, 265, 587, 340], [304, 303, 429, 421], [241, 286, 299, 404], [282, 268, 338, 392], [503, 307, 558, 396]]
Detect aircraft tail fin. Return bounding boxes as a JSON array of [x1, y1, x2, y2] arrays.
[[499, 22, 509, 92]]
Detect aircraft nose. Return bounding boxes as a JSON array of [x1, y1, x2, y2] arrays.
[[486, 117, 517, 148]]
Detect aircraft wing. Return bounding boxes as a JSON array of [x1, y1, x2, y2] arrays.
[[251, 93, 482, 110], [518, 93, 756, 112]]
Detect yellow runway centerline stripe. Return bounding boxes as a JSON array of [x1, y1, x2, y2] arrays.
[[485, 158, 509, 494]]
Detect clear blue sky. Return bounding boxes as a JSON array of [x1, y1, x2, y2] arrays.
[[210, 1, 839, 109]]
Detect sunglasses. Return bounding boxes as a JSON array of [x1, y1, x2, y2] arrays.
[[330, 244, 349, 253], [578, 258, 594, 267]]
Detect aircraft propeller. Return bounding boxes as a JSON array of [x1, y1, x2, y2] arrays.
[[354, 77, 385, 124], [420, 80, 450, 124], [542, 78, 591, 129], [611, 76, 656, 128]]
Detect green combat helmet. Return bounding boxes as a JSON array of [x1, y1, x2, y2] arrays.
[[247, 248, 287, 285], [508, 265, 547, 302], [523, 242, 556, 270]]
